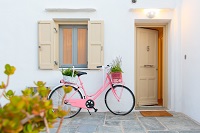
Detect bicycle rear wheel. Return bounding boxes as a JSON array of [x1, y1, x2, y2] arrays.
[[48, 85, 83, 118], [105, 85, 135, 115]]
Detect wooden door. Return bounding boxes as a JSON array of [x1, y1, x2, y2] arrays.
[[136, 28, 158, 106]]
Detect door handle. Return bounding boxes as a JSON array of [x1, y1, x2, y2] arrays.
[[54, 61, 58, 65], [144, 65, 154, 67]]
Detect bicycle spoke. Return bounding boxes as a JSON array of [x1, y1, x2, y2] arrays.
[[105, 85, 135, 115], [48, 85, 83, 118]]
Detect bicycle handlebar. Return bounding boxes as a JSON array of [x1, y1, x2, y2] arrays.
[[96, 65, 110, 69], [96, 66, 102, 68]]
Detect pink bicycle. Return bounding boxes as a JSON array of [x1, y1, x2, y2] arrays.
[[48, 65, 135, 118]]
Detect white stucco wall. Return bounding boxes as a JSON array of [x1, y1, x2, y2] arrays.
[[180, 0, 200, 123], [169, 0, 182, 112], [0, 0, 182, 113]]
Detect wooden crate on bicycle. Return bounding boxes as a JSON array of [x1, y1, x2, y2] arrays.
[[110, 56, 123, 83], [110, 72, 123, 83]]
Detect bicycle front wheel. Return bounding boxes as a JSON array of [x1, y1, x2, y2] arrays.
[[48, 85, 83, 118], [105, 85, 135, 115]]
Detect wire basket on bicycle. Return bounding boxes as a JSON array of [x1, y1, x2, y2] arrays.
[[62, 68, 78, 84]]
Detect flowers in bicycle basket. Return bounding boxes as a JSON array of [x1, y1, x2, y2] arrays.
[[110, 56, 123, 73], [62, 68, 78, 77], [110, 56, 123, 83], [62, 68, 78, 83]]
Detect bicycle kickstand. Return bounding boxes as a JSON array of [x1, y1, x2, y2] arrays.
[[87, 109, 91, 115]]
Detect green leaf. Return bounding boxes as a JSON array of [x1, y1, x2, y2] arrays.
[[57, 110, 68, 117], [8, 96, 25, 110], [37, 86, 50, 97], [0, 81, 6, 89], [22, 87, 35, 96], [6, 90, 15, 96], [4, 90, 15, 99], [4, 64, 16, 75], [23, 123, 33, 133], [110, 56, 123, 73], [0, 64, 61, 132], [62, 68, 77, 77], [34, 81, 46, 87], [27, 123, 32, 132], [43, 100, 52, 108], [62, 86, 72, 94]]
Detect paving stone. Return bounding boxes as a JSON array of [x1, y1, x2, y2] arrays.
[[96, 126, 122, 133], [138, 117, 166, 130], [122, 120, 146, 133], [76, 112, 106, 119], [168, 111, 187, 117], [157, 116, 200, 131], [178, 131, 200, 133], [77, 124, 97, 133], [53, 118, 72, 127], [106, 112, 135, 120], [135, 111, 144, 117], [40, 112, 200, 133], [45, 125, 78, 133], [148, 131, 178, 133], [69, 117, 104, 125], [105, 120, 121, 126], [64, 125, 78, 133]]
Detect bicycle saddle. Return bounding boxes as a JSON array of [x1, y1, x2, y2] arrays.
[[77, 71, 87, 77]]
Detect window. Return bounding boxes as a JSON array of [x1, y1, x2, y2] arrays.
[[38, 20, 104, 69], [59, 25, 87, 68]]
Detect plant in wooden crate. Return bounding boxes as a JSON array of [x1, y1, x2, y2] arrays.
[[0, 64, 72, 133], [110, 56, 123, 83]]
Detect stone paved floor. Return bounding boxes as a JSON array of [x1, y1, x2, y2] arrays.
[[47, 111, 200, 133]]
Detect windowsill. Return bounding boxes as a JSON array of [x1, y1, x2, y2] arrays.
[[59, 68, 99, 71], [59, 68, 88, 70], [45, 8, 96, 12]]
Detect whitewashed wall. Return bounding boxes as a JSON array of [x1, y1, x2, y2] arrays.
[[0, 0, 182, 114], [180, 0, 200, 123]]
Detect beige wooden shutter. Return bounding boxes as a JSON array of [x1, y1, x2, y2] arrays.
[[88, 21, 104, 69], [38, 21, 54, 69]]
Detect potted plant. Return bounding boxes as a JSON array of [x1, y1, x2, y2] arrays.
[[0, 64, 71, 133], [110, 56, 123, 83], [62, 68, 78, 83]]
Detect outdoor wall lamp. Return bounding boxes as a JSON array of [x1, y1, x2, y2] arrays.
[[144, 9, 160, 18], [132, 0, 137, 3]]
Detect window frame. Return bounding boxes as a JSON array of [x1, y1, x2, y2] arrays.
[[38, 19, 104, 70], [54, 21, 88, 69], [59, 25, 88, 68]]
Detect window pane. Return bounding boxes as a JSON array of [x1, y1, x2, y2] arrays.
[[63, 29, 72, 64], [77, 29, 87, 64]]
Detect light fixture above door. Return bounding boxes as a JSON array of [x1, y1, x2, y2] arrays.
[[144, 9, 160, 18], [132, 0, 137, 3]]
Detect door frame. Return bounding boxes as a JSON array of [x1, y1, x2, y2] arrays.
[[135, 23, 168, 108]]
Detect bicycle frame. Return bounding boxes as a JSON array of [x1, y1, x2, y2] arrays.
[[63, 71, 123, 110]]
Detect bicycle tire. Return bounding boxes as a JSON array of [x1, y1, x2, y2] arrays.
[[105, 85, 135, 115], [48, 85, 83, 118]]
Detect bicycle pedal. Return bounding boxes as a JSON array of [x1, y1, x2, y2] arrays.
[[93, 107, 98, 112], [87, 109, 91, 115]]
